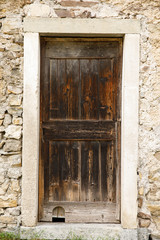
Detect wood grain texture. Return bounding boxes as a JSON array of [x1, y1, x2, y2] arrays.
[[42, 202, 118, 223], [45, 39, 119, 59], [39, 37, 122, 223], [49, 141, 80, 202], [42, 121, 116, 140]]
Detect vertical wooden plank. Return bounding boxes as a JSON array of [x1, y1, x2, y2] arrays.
[[99, 59, 114, 120], [50, 59, 58, 118], [101, 141, 116, 202], [107, 142, 115, 203], [69, 141, 79, 201], [90, 141, 99, 201], [66, 59, 79, 119], [80, 60, 99, 120], [78, 141, 81, 201], [101, 141, 108, 201], [98, 143, 102, 201], [42, 57, 50, 122], [49, 141, 79, 202], [89, 59, 99, 119], [49, 141, 59, 201], [81, 141, 89, 201], [58, 59, 67, 119], [81, 141, 99, 202], [49, 59, 67, 119], [43, 141, 49, 203], [58, 141, 69, 201]]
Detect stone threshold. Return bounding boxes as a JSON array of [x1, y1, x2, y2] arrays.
[[20, 223, 150, 240]]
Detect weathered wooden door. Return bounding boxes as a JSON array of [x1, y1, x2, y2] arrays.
[[39, 37, 122, 223]]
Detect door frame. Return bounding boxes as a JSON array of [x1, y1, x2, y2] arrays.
[[22, 18, 140, 229]]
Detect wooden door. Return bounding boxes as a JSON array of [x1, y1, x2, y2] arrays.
[[39, 37, 122, 223]]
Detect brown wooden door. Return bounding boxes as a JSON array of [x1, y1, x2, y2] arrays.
[[39, 37, 122, 223]]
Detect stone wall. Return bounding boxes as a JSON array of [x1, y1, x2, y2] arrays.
[[0, 0, 160, 237]]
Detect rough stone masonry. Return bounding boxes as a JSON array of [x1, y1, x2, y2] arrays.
[[0, 0, 160, 238]]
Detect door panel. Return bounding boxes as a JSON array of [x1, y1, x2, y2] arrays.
[[39, 37, 122, 223]]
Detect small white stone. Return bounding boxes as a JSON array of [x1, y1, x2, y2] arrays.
[[28, 4, 50, 17], [3, 114, 12, 127], [0, 114, 4, 120], [12, 117, 22, 125], [8, 154, 21, 167], [3, 139, 21, 152], [5, 125, 22, 139], [7, 168, 22, 179], [7, 44, 22, 52], [7, 107, 22, 117], [11, 180, 20, 192], [8, 207, 21, 216], [8, 85, 22, 95], [0, 179, 9, 195], [8, 95, 22, 106], [0, 126, 5, 132], [0, 208, 4, 215], [0, 169, 6, 184]]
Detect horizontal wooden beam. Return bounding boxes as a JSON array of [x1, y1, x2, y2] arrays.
[[42, 120, 116, 140]]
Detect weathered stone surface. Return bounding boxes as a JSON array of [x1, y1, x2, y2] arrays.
[[0, 198, 17, 208], [8, 85, 22, 95], [5, 125, 22, 139], [8, 168, 22, 179], [11, 180, 20, 192], [6, 44, 22, 52], [139, 187, 144, 195], [0, 105, 6, 119], [0, 175, 5, 185], [8, 207, 21, 216], [138, 197, 143, 208], [0, 208, 4, 215], [0, 140, 5, 149], [2, 18, 21, 34], [0, 126, 5, 132], [147, 204, 160, 216], [7, 107, 22, 117], [154, 151, 160, 161], [8, 154, 21, 167], [26, 4, 50, 17], [0, 179, 10, 195], [12, 117, 22, 125], [3, 114, 12, 127], [8, 95, 22, 106], [151, 234, 160, 240], [79, 10, 92, 18], [0, 133, 3, 140], [139, 219, 151, 228], [138, 212, 151, 219], [3, 139, 21, 152], [55, 9, 75, 18], [0, 215, 15, 224], [0, 223, 6, 228], [0, 80, 6, 102]]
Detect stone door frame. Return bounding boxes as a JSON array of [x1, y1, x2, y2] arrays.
[[22, 18, 140, 229]]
